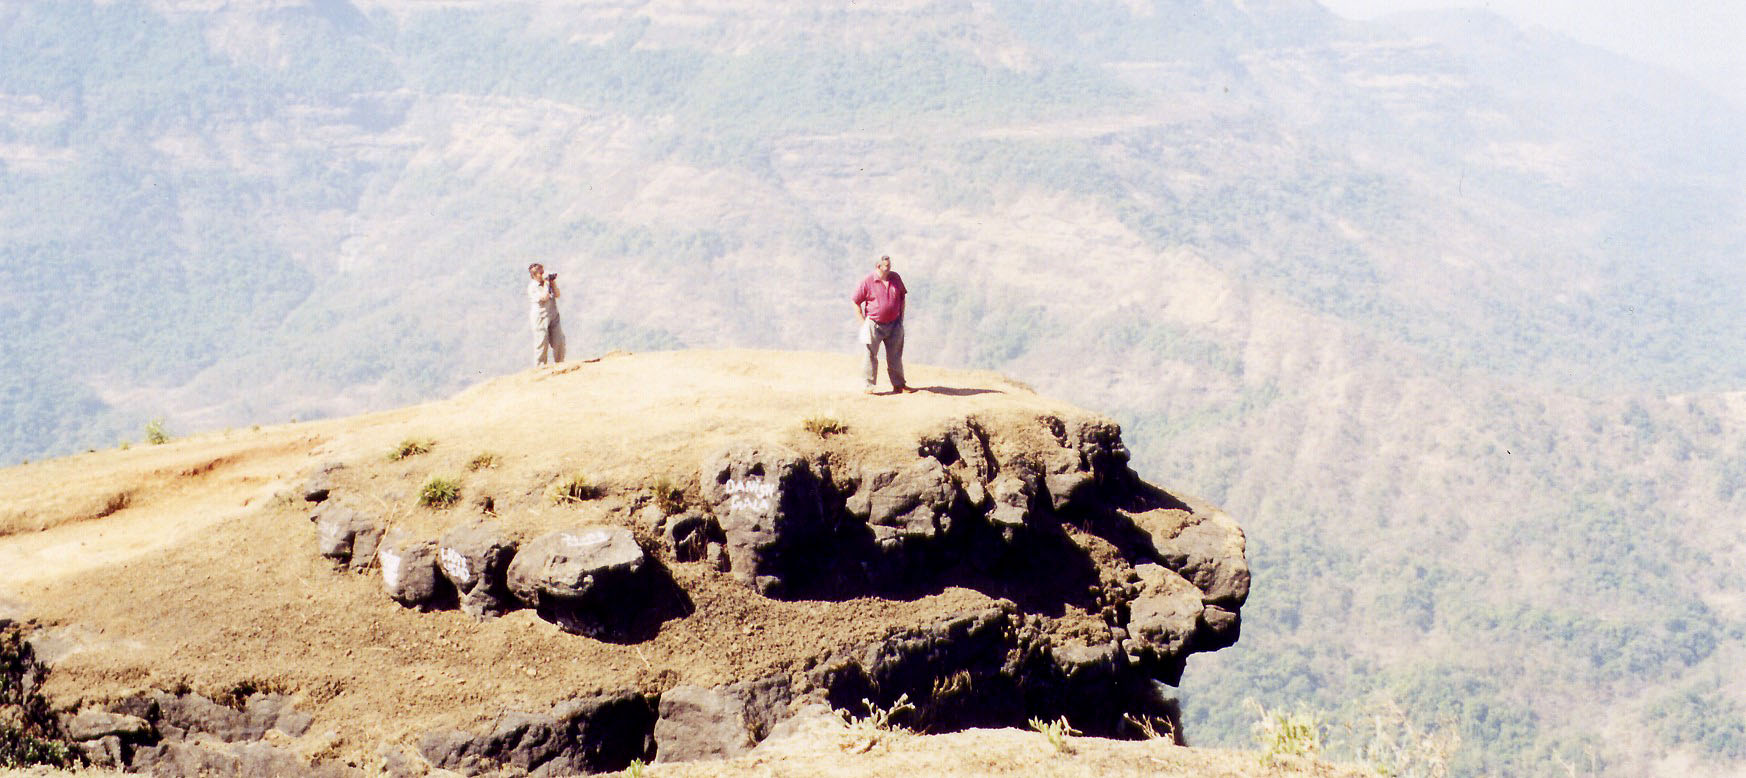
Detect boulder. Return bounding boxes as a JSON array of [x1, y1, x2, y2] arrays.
[[1149, 511, 1251, 607], [418, 692, 656, 776], [378, 529, 447, 609], [506, 526, 651, 639], [1124, 563, 1204, 667], [699, 445, 827, 595], [1068, 418, 1134, 489], [299, 462, 343, 503], [312, 505, 381, 572], [652, 685, 754, 763], [1194, 604, 1242, 651], [438, 520, 517, 619], [986, 474, 1036, 538], [147, 691, 314, 743], [846, 458, 961, 548], [651, 676, 799, 763], [63, 709, 154, 741]]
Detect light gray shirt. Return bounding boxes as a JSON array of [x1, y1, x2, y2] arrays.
[[528, 279, 558, 328]]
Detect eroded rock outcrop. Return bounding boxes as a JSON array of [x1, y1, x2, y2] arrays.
[[699, 444, 830, 596]]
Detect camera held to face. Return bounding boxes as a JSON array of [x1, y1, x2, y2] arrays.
[[545, 273, 558, 282]]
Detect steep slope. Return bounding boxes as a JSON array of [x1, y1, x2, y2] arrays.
[[1, 350, 1251, 774]]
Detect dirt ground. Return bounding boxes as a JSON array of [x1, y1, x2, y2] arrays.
[[0, 350, 1272, 771]]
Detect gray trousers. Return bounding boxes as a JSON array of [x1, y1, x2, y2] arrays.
[[535, 316, 566, 365], [864, 319, 906, 389]]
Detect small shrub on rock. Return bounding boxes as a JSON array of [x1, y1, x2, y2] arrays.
[[650, 478, 686, 514], [549, 474, 598, 504], [144, 417, 170, 445], [420, 476, 461, 508], [802, 415, 847, 438], [388, 438, 434, 461]]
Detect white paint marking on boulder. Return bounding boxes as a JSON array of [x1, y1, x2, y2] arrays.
[[381, 549, 403, 589], [439, 547, 472, 586], [561, 529, 612, 548], [724, 478, 776, 513]]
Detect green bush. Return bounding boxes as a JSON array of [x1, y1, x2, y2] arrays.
[[144, 417, 170, 445], [419, 476, 461, 508]]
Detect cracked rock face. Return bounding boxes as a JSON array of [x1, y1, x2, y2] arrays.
[[850, 458, 961, 547], [700, 445, 827, 595]]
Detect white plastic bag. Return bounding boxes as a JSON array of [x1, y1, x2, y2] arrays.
[[858, 318, 874, 346]]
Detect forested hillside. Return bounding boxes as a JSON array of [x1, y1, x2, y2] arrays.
[[3, 1, 1744, 774]]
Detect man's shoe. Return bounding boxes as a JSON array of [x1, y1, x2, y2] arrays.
[[896, 385, 919, 394], [864, 386, 878, 395]]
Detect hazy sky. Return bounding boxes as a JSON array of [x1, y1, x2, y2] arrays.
[[1319, 0, 1746, 107]]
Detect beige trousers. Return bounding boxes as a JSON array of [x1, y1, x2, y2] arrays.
[[535, 316, 566, 365]]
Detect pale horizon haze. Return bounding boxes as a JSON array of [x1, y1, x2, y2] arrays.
[[1319, 0, 1746, 108]]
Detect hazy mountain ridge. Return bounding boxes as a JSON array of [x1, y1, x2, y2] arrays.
[[4, 1, 1745, 774]]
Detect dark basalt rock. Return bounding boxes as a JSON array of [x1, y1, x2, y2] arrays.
[[418, 691, 657, 776], [299, 462, 344, 504], [1140, 510, 1252, 608], [311, 504, 381, 572], [438, 519, 518, 619], [506, 526, 688, 641], [653, 685, 756, 763], [79, 691, 327, 775], [700, 444, 829, 596], [378, 529, 449, 610]]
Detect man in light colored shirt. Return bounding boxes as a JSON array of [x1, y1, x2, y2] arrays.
[[852, 255, 914, 394], [527, 262, 565, 365]]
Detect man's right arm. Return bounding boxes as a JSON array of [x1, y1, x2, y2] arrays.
[[851, 279, 867, 320]]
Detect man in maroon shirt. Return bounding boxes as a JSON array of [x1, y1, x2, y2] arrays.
[[852, 255, 915, 394]]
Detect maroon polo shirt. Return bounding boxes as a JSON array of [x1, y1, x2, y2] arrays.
[[853, 271, 907, 324]]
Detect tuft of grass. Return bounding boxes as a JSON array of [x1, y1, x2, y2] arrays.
[[623, 758, 646, 777], [1252, 701, 1323, 766], [548, 474, 598, 504], [467, 451, 500, 471], [144, 417, 170, 445], [1029, 715, 1081, 754], [803, 414, 847, 438], [419, 476, 461, 508], [118, 440, 131, 450], [388, 438, 434, 461], [650, 477, 686, 514]]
